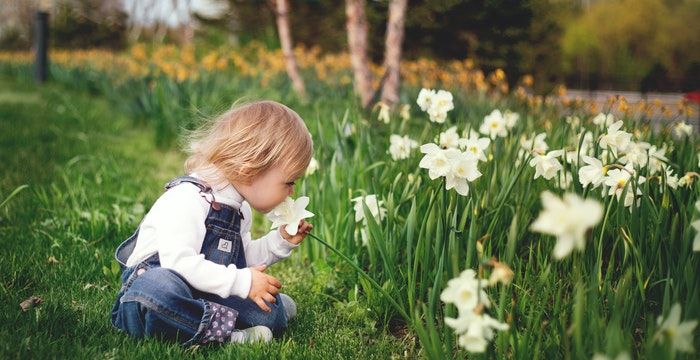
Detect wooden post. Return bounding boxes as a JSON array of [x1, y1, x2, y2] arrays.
[[33, 11, 49, 83]]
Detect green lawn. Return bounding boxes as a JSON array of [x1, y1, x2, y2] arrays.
[[0, 76, 408, 359]]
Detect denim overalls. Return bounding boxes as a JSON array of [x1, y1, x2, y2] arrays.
[[110, 176, 288, 346]]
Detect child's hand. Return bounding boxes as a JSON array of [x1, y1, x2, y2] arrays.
[[248, 264, 281, 312], [280, 220, 313, 245]]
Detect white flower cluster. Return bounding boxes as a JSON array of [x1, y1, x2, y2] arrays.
[[521, 114, 693, 209], [388, 135, 418, 160], [419, 143, 482, 196], [479, 109, 519, 139], [440, 269, 510, 353], [417, 88, 455, 123]]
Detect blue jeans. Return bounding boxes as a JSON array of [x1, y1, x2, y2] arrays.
[[111, 256, 288, 346]]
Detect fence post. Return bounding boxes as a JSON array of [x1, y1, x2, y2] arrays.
[[34, 11, 49, 84]]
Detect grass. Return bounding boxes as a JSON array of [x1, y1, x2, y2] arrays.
[[0, 75, 409, 359], [2, 54, 699, 359]]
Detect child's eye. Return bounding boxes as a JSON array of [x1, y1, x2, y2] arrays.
[[286, 181, 295, 186]]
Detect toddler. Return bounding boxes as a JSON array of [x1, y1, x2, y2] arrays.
[[111, 100, 314, 346]]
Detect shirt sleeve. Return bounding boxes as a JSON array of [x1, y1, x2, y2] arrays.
[[144, 184, 252, 299], [239, 202, 299, 267]]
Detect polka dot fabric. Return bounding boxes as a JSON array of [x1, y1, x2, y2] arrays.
[[201, 302, 238, 344]]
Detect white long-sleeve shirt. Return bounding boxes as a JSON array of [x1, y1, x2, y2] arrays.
[[125, 171, 299, 299]]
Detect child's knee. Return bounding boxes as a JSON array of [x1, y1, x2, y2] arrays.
[[113, 267, 201, 339], [126, 267, 193, 300]]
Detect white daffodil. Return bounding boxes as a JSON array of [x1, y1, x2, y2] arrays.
[[445, 151, 481, 196], [389, 134, 418, 161], [376, 102, 391, 124], [305, 157, 319, 175], [417, 88, 454, 123], [673, 122, 693, 138], [504, 110, 519, 129], [578, 156, 607, 189], [449, 311, 509, 353], [529, 150, 565, 180], [440, 269, 490, 313], [599, 120, 632, 155], [416, 88, 436, 112], [480, 109, 509, 139], [433, 90, 455, 112], [604, 164, 646, 208], [520, 132, 549, 155], [663, 166, 679, 190], [427, 106, 448, 123], [266, 196, 315, 236], [439, 126, 461, 149], [692, 200, 700, 252], [648, 145, 669, 175], [619, 141, 650, 168], [530, 191, 603, 259], [419, 143, 452, 179], [351, 194, 386, 223], [653, 303, 698, 353], [459, 135, 491, 162], [592, 112, 615, 127], [420, 144, 482, 196], [399, 104, 410, 120]]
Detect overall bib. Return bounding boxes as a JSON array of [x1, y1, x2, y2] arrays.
[[110, 176, 287, 346]]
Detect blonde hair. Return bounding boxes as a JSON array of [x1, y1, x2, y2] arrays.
[[185, 100, 313, 185]]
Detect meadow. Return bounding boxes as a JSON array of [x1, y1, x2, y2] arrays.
[[0, 44, 698, 359]]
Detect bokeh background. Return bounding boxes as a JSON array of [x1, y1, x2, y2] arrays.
[[2, 0, 699, 93]]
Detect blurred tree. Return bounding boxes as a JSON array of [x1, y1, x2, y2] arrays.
[[273, 0, 307, 100], [52, 0, 128, 49], [561, 0, 700, 91], [346, 0, 374, 108], [380, 0, 407, 108], [0, 0, 128, 50]]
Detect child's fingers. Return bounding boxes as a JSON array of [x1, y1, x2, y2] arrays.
[[299, 221, 312, 234], [267, 285, 280, 296], [255, 298, 271, 313], [267, 275, 282, 289], [263, 293, 276, 304]]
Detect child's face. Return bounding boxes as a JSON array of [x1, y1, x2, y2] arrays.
[[233, 166, 297, 213]]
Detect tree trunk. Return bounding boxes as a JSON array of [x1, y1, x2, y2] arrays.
[[345, 0, 374, 108], [274, 0, 307, 100], [380, 0, 407, 108]]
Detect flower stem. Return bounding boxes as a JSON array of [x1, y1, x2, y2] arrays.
[[596, 195, 615, 287], [307, 232, 411, 323]]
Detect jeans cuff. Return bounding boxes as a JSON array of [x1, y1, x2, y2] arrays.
[[199, 301, 239, 344]]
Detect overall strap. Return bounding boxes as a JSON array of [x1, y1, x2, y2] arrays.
[[164, 175, 222, 210]]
